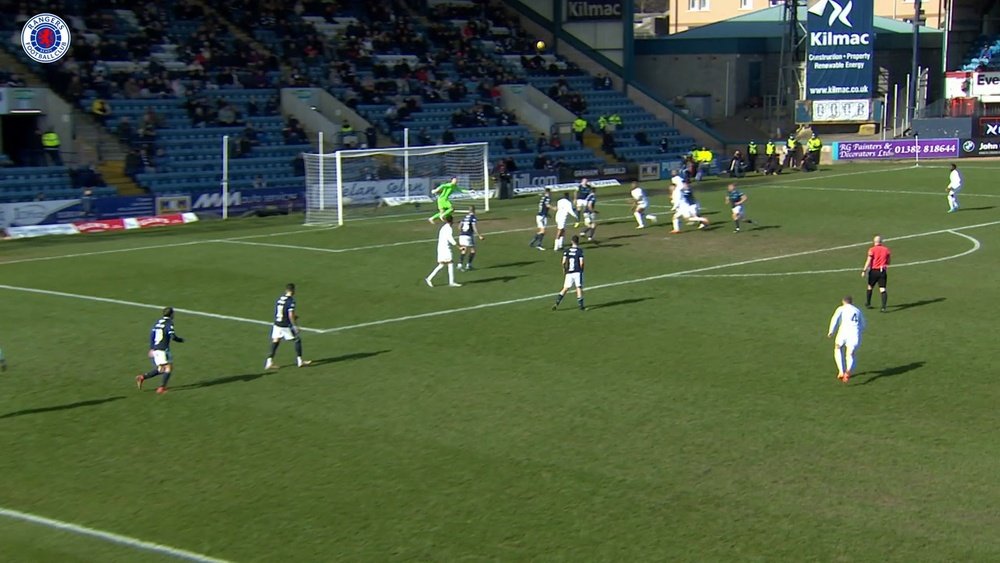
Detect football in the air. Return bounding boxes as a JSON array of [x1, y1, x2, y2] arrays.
[[536, 40, 546, 51]]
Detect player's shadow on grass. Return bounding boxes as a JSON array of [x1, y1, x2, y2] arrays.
[[857, 361, 926, 385], [465, 275, 524, 284], [0, 396, 126, 419], [175, 372, 267, 390], [309, 350, 391, 366], [749, 225, 781, 231], [891, 297, 946, 311], [587, 297, 653, 310], [486, 260, 540, 269], [605, 233, 643, 241], [959, 206, 996, 212]]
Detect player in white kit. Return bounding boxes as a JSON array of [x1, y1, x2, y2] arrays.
[[425, 214, 461, 287], [629, 181, 654, 228], [827, 295, 866, 383], [669, 171, 685, 212], [553, 193, 578, 251], [670, 183, 710, 233], [946, 163, 962, 212]]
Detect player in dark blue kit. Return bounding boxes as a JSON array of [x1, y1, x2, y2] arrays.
[[528, 188, 552, 250], [582, 187, 598, 242], [265, 283, 311, 369], [457, 206, 484, 271], [573, 178, 592, 227], [553, 235, 586, 311], [725, 183, 754, 232], [136, 307, 184, 394]]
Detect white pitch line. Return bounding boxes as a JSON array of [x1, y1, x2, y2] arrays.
[[321, 219, 1000, 333], [0, 241, 206, 266], [0, 507, 231, 563], [215, 214, 640, 255], [0, 284, 323, 334], [679, 230, 982, 278], [756, 184, 1000, 199]]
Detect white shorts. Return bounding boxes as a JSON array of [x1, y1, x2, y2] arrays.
[[563, 272, 583, 289], [151, 350, 172, 366], [949, 186, 962, 194], [584, 212, 596, 226], [676, 204, 700, 220], [458, 235, 475, 247], [271, 325, 298, 341], [555, 213, 571, 230], [731, 204, 744, 218], [535, 215, 547, 229], [835, 335, 860, 349], [437, 249, 453, 263], [635, 199, 648, 211], [575, 199, 586, 210]]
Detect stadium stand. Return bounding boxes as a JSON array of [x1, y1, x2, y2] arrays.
[[961, 35, 1000, 71]]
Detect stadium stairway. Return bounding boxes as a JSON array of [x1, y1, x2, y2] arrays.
[[98, 160, 144, 196]]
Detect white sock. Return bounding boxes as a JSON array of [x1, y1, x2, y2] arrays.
[[427, 264, 443, 281], [555, 236, 562, 250], [673, 216, 681, 230], [634, 212, 644, 226], [834, 348, 844, 374], [845, 347, 856, 372], [447, 263, 455, 284]]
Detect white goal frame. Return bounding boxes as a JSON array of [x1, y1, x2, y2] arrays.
[[305, 132, 491, 226]]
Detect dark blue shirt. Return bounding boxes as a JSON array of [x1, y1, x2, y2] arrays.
[[537, 194, 551, 217], [727, 189, 745, 207], [274, 294, 296, 327], [459, 213, 477, 236], [576, 182, 591, 200], [585, 192, 597, 211], [150, 317, 179, 351], [563, 246, 584, 273]]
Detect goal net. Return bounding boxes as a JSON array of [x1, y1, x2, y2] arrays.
[[303, 141, 491, 226]]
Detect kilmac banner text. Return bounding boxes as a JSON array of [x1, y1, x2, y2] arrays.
[[806, 0, 874, 101]]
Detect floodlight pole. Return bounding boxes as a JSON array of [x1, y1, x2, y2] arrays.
[[908, 0, 921, 126]]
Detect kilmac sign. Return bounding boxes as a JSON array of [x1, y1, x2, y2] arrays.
[[806, 0, 874, 101], [565, 0, 623, 21]]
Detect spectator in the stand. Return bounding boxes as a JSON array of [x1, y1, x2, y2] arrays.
[[247, 97, 259, 116], [728, 150, 746, 178], [125, 148, 142, 179], [365, 126, 378, 149], [504, 156, 517, 172], [141, 107, 163, 129], [217, 104, 238, 126], [533, 154, 547, 169], [42, 128, 62, 165], [292, 153, 305, 176], [416, 128, 432, 146], [442, 129, 456, 144], [549, 135, 562, 151], [517, 135, 529, 153], [608, 112, 623, 129], [659, 135, 670, 153], [502, 135, 514, 151], [536, 133, 547, 152], [635, 130, 650, 146], [601, 130, 616, 158], [138, 125, 157, 149], [116, 116, 135, 145], [253, 175, 268, 189], [91, 98, 111, 126], [243, 123, 259, 145], [237, 133, 253, 157], [573, 116, 587, 144]]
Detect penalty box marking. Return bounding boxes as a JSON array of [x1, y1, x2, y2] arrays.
[[677, 230, 982, 278]]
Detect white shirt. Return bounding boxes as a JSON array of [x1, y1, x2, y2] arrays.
[[948, 169, 962, 191], [670, 175, 686, 190], [631, 187, 646, 202], [555, 197, 577, 218], [437, 224, 456, 253], [828, 304, 866, 338]]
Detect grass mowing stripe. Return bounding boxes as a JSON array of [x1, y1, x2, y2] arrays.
[[0, 284, 324, 334], [0, 507, 231, 563], [321, 219, 1000, 333], [756, 184, 1000, 199]]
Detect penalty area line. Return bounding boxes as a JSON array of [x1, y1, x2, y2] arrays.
[[320, 219, 1000, 333], [0, 506, 231, 563], [0, 285, 324, 334]]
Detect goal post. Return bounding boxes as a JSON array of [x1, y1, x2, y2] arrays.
[[303, 137, 492, 226]]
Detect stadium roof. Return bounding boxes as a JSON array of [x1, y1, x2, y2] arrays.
[[637, 5, 942, 54]]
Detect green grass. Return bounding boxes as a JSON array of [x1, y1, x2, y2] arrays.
[[1, 161, 999, 562]]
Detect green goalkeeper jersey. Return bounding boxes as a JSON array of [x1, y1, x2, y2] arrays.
[[436, 181, 465, 202]]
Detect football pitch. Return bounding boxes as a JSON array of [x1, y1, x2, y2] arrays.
[[1, 161, 999, 561]]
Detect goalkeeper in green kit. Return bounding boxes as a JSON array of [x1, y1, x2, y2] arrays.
[[428, 177, 468, 223]]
